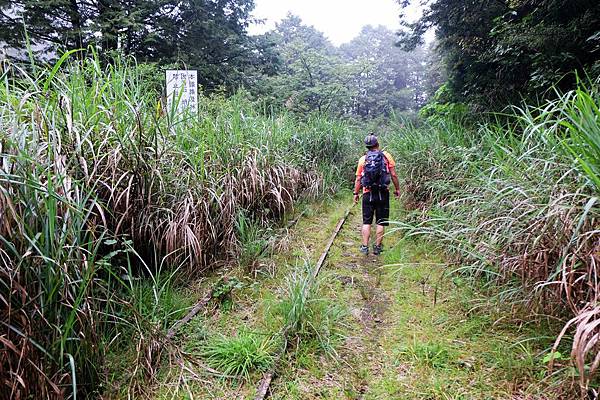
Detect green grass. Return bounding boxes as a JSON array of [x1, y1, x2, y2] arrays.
[[361, 238, 556, 399], [386, 81, 600, 395], [144, 197, 352, 399], [146, 193, 566, 399], [201, 332, 276, 380], [241, 196, 558, 399], [397, 340, 456, 369], [274, 264, 346, 355]]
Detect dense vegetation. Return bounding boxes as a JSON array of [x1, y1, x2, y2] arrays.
[[388, 83, 600, 394], [398, 0, 600, 109], [1, 3, 434, 118], [392, 1, 600, 393], [0, 0, 271, 90], [0, 54, 355, 398], [259, 16, 432, 116], [1, 0, 599, 398]]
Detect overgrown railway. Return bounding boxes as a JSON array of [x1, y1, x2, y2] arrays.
[[152, 197, 554, 399]]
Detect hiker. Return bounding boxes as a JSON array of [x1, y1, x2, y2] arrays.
[[353, 134, 400, 255]]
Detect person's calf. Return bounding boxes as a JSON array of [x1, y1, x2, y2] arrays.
[[375, 224, 385, 246], [361, 224, 371, 246]]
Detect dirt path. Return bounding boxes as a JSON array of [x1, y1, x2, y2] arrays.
[[153, 196, 553, 400]]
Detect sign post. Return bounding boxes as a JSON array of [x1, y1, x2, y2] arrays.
[[165, 70, 198, 115]]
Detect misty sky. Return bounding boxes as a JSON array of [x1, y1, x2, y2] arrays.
[[248, 0, 425, 46]]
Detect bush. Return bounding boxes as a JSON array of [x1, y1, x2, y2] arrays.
[[418, 84, 470, 122]]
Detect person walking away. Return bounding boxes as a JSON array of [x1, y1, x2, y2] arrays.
[[353, 134, 400, 255]]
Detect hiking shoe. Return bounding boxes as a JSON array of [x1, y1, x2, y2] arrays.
[[359, 245, 369, 255], [373, 244, 383, 256]]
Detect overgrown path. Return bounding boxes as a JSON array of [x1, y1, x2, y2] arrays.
[[156, 195, 551, 399]]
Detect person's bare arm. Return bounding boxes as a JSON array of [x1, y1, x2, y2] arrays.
[[390, 166, 400, 198], [353, 176, 361, 203]]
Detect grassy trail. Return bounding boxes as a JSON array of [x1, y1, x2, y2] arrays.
[[154, 195, 552, 399], [267, 197, 551, 399]]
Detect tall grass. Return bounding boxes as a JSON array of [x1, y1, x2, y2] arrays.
[[389, 82, 600, 395], [0, 53, 355, 398]]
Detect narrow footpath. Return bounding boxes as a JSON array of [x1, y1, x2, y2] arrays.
[[155, 195, 553, 400]]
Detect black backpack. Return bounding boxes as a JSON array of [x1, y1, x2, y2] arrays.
[[361, 150, 390, 191]]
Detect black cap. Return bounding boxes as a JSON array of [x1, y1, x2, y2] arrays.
[[365, 134, 378, 147]]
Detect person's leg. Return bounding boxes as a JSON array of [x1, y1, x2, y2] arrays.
[[375, 224, 384, 245], [362, 224, 371, 246], [360, 193, 375, 253], [373, 190, 390, 254]]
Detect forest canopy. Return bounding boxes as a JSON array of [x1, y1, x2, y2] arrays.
[[2, 1, 599, 113], [397, 0, 600, 109], [0, 0, 269, 90], [0, 2, 433, 118]]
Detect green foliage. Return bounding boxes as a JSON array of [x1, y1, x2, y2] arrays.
[[259, 15, 431, 119], [398, 0, 600, 108], [558, 82, 600, 190], [260, 15, 356, 115], [202, 332, 275, 379], [212, 277, 243, 311], [397, 341, 455, 369], [278, 262, 314, 333], [341, 25, 429, 116], [235, 212, 268, 268], [127, 263, 193, 330], [275, 262, 345, 354], [0, 0, 268, 91], [418, 84, 469, 121], [389, 82, 600, 394], [542, 351, 564, 365]]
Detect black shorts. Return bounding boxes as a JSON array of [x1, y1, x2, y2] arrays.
[[362, 190, 390, 226]]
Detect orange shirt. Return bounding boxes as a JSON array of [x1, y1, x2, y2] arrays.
[[356, 151, 396, 193]]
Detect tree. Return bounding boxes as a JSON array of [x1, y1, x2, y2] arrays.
[[157, 0, 267, 90], [262, 14, 358, 115], [397, 0, 600, 108], [0, 0, 160, 55], [0, 0, 269, 91], [258, 17, 431, 118], [340, 25, 430, 117]]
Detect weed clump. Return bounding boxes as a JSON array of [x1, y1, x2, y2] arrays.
[[202, 332, 275, 379], [397, 341, 455, 369], [275, 262, 345, 354]]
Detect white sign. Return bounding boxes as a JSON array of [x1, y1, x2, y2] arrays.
[[166, 70, 198, 114]]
